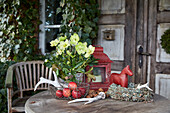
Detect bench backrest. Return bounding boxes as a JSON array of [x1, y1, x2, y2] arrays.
[[13, 61, 52, 97]]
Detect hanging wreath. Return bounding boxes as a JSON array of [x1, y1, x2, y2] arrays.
[[160, 28, 170, 54]]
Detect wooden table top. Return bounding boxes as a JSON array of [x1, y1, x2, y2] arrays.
[[25, 90, 170, 113]]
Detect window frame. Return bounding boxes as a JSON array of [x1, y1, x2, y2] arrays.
[[39, 0, 61, 55]]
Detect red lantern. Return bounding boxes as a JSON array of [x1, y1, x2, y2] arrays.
[[86, 46, 113, 91]]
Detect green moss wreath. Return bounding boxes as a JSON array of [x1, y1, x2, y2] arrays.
[[161, 28, 170, 54]]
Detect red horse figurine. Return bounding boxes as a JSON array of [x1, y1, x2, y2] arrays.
[[110, 65, 133, 88]]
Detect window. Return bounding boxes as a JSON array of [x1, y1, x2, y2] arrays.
[[39, 0, 62, 54]]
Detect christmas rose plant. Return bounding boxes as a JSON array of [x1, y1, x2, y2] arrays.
[[45, 33, 98, 82]]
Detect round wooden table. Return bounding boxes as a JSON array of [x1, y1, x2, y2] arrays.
[[25, 90, 170, 113]]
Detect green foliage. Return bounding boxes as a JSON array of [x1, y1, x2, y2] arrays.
[[0, 0, 43, 112], [0, 0, 42, 62], [0, 61, 15, 113], [161, 28, 170, 54], [57, 0, 100, 45]]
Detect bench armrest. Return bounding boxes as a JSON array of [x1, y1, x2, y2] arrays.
[[5, 65, 15, 88]]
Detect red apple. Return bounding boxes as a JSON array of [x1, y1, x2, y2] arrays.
[[72, 90, 81, 99], [79, 87, 86, 96], [56, 90, 63, 98], [63, 88, 71, 97], [68, 82, 77, 90]]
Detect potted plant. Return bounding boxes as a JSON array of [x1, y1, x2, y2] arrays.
[[45, 33, 98, 83]]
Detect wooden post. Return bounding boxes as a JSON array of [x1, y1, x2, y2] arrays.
[[148, 0, 157, 92], [125, 0, 137, 83], [143, 0, 149, 84], [7, 88, 12, 113]]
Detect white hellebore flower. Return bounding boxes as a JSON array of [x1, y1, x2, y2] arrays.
[[0, 32, 3, 36], [70, 33, 80, 45], [45, 59, 48, 62], [85, 45, 95, 58], [1, 57, 6, 63], [59, 39, 70, 50], [57, 49, 63, 55], [50, 39, 59, 47]]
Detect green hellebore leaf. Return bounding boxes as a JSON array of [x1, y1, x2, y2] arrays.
[[75, 68, 85, 73], [85, 67, 93, 74], [56, 69, 59, 76], [62, 68, 70, 73], [73, 61, 84, 70]]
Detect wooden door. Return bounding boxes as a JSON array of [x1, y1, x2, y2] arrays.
[[98, 0, 170, 98], [125, 0, 170, 99]]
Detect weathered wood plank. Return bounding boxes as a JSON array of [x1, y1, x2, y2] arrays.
[[97, 25, 125, 61], [33, 63, 36, 87], [5, 66, 15, 88], [155, 74, 170, 99], [98, 14, 125, 25], [41, 63, 45, 88], [156, 63, 170, 74], [125, 0, 137, 83], [25, 91, 170, 113], [111, 61, 124, 71], [142, 0, 149, 84], [24, 64, 29, 89], [157, 12, 170, 23], [148, 0, 157, 92], [28, 64, 33, 89], [99, 0, 125, 14], [16, 67, 23, 95], [135, 0, 149, 84], [38, 64, 40, 85], [19, 65, 26, 89], [136, 0, 144, 84], [7, 88, 12, 113]]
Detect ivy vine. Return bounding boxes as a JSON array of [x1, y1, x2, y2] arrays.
[[57, 0, 100, 45], [0, 0, 42, 63], [0, 0, 42, 112], [160, 28, 170, 54]]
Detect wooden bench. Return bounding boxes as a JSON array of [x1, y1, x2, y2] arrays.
[[5, 61, 53, 113]]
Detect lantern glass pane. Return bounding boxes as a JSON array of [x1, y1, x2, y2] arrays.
[[92, 67, 105, 82]]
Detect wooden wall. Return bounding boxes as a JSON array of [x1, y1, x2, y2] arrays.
[[97, 0, 170, 98]]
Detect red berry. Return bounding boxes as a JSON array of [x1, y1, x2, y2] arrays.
[[56, 90, 63, 98], [68, 82, 77, 90], [72, 90, 81, 99], [63, 88, 71, 97]]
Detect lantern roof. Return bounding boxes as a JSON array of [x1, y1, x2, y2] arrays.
[[93, 46, 113, 64]]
